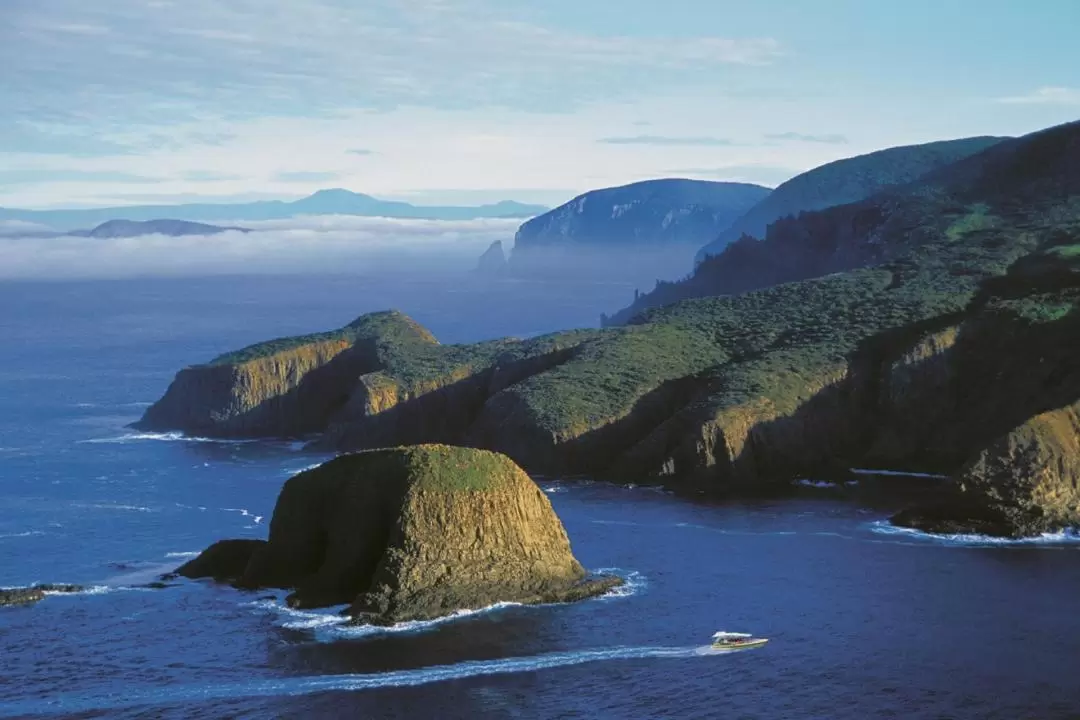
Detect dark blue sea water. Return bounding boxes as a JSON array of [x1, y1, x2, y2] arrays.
[[2, 274, 1080, 719]]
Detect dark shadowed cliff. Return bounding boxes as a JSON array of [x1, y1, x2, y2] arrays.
[[507, 179, 769, 284]]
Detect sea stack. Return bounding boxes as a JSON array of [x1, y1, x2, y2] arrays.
[[176, 445, 620, 622], [476, 240, 508, 275]]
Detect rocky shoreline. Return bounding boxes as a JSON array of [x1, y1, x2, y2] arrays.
[[134, 121, 1080, 539]]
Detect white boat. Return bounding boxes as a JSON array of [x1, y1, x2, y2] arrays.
[[711, 631, 769, 650]]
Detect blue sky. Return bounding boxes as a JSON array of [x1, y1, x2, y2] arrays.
[[1, 0, 1078, 208]]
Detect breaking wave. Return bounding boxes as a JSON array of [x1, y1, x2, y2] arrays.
[[250, 597, 528, 640], [79, 432, 261, 445], [868, 520, 1080, 546]]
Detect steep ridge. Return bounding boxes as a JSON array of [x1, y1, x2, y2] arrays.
[[507, 179, 769, 283], [695, 135, 1006, 261], [605, 124, 1075, 325], [176, 445, 620, 621]]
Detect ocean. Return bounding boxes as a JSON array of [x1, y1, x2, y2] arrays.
[[1, 274, 1079, 719]]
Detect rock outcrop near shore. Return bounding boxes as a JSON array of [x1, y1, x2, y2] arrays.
[[176, 445, 619, 622], [0, 584, 86, 608]]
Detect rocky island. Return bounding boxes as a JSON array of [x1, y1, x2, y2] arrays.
[[140, 120, 1080, 539], [175, 445, 620, 622]]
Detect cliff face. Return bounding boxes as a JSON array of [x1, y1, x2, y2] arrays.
[[955, 404, 1080, 535], [137, 338, 360, 437], [136, 310, 441, 437], [508, 179, 768, 285], [177, 445, 618, 622], [513, 179, 768, 253]]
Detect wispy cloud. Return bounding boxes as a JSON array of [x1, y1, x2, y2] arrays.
[[0, 170, 164, 186], [669, 165, 798, 186], [273, 171, 344, 183], [182, 170, 245, 182], [0, 215, 520, 279], [347, 148, 376, 156], [996, 87, 1080, 106], [2, 1, 781, 132], [598, 135, 734, 146], [765, 132, 848, 144]]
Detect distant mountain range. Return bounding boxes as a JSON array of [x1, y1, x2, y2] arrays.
[[0, 189, 549, 231], [695, 136, 1008, 261]]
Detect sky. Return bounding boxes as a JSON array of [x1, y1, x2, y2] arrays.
[[2, 0, 1079, 209]]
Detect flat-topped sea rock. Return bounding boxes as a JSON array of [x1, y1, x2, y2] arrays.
[[176, 445, 620, 623]]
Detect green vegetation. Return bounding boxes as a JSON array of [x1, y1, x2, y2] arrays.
[[400, 445, 519, 492], [207, 310, 434, 366], [696, 135, 1007, 259], [944, 203, 998, 242]]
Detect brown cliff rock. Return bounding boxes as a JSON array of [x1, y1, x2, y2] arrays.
[[134, 311, 439, 437], [175, 445, 620, 623]]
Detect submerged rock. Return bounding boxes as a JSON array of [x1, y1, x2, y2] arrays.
[[0, 588, 45, 607], [0, 584, 85, 608], [177, 445, 620, 623], [175, 539, 265, 582]]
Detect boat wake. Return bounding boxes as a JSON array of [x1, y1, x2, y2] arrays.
[[1, 643, 718, 716], [869, 520, 1080, 547]]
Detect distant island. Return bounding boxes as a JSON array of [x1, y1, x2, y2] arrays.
[[0, 188, 550, 232], [69, 219, 250, 239]]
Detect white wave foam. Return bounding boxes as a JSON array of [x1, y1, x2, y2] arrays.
[[79, 432, 261, 445], [250, 597, 527, 639], [283, 462, 324, 476], [73, 503, 155, 513], [164, 551, 200, 559], [593, 569, 646, 599], [223, 508, 264, 524], [42, 585, 112, 597], [0, 530, 45, 539], [869, 520, 1080, 546], [542, 485, 567, 493], [850, 468, 950, 479], [0, 643, 714, 715], [252, 568, 640, 638], [794, 479, 837, 489]]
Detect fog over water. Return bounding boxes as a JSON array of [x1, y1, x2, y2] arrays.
[[0, 216, 523, 280]]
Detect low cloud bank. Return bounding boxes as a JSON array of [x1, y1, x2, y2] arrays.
[[0, 215, 520, 279]]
